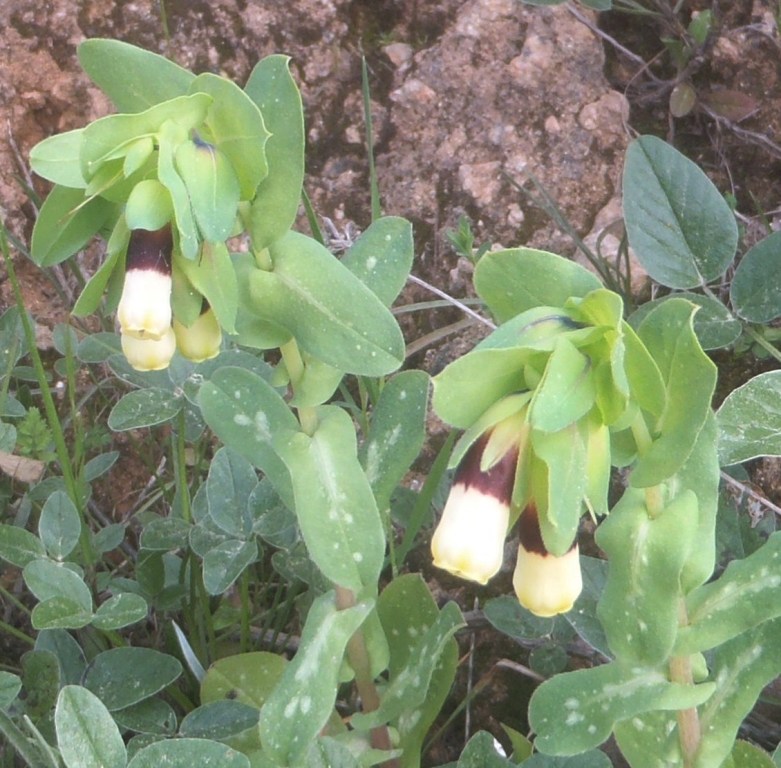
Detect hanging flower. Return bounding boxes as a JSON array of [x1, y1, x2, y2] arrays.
[[121, 327, 177, 371], [173, 304, 221, 362], [117, 226, 173, 341], [431, 416, 521, 585], [513, 504, 583, 617]]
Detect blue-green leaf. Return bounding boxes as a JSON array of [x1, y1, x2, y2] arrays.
[[623, 135, 737, 289], [56, 685, 126, 768]]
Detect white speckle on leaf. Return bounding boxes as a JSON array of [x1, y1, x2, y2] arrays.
[[234, 414, 251, 426], [365, 256, 378, 270]]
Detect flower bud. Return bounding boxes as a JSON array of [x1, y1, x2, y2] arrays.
[[121, 327, 176, 371], [431, 431, 518, 585], [513, 504, 583, 617], [174, 306, 221, 362], [117, 226, 173, 341]]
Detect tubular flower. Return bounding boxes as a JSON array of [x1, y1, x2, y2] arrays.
[[513, 504, 582, 617], [174, 305, 221, 362], [117, 226, 173, 341], [431, 425, 519, 585], [121, 327, 177, 371]]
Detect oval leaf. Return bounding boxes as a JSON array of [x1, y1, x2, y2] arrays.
[[83, 647, 182, 711], [623, 135, 738, 289], [56, 685, 126, 768]]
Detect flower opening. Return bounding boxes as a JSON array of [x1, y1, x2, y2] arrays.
[[174, 306, 221, 363], [513, 504, 583, 617], [121, 327, 176, 371]]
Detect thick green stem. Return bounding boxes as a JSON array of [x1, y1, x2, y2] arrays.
[[335, 586, 399, 767], [279, 338, 318, 435], [629, 411, 664, 517], [670, 600, 701, 767]]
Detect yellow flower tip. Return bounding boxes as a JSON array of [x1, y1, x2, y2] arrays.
[[174, 308, 222, 363], [513, 542, 583, 618], [431, 484, 509, 585], [117, 268, 172, 340], [121, 327, 176, 371]]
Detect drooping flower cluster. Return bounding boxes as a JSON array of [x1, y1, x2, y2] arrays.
[[431, 400, 598, 617], [118, 226, 221, 370], [430, 283, 630, 617]]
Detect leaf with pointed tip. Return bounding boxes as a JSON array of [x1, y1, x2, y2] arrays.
[[245, 55, 305, 249], [30, 129, 87, 187], [78, 39, 195, 112]]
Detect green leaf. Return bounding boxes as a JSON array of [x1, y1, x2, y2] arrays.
[[80, 94, 211, 181], [125, 179, 173, 231], [717, 371, 781, 464], [190, 72, 270, 199], [39, 490, 81, 561], [258, 592, 372, 766], [613, 710, 681, 768], [474, 248, 601, 323], [623, 135, 738, 289], [158, 119, 200, 260], [360, 370, 429, 512], [694, 619, 781, 768], [730, 230, 781, 322], [676, 532, 781, 654], [30, 129, 87, 187], [730, 741, 776, 768], [113, 698, 177, 736], [175, 138, 240, 243], [84, 450, 120, 482], [631, 298, 717, 487], [202, 539, 258, 595], [200, 651, 286, 709], [108, 388, 183, 431], [56, 685, 126, 768], [629, 293, 741, 351], [250, 231, 405, 376], [0, 523, 46, 567], [177, 242, 238, 334], [198, 367, 297, 510], [377, 575, 460, 768], [24, 558, 92, 612], [36, 629, 87, 686], [205, 447, 257, 538], [245, 55, 305, 250], [31, 185, 115, 266], [78, 38, 195, 112], [0, 671, 21, 708], [92, 592, 148, 630], [565, 555, 611, 658], [127, 739, 249, 768], [675, 412, 720, 591], [229, 252, 292, 349], [180, 700, 260, 741], [21, 649, 60, 719], [351, 601, 464, 730], [32, 596, 93, 630], [341, 217, 415, 306], [529, 337, 596, 432], [484, 595, 555, 641], [596, 488, 698, 665], [273, 406, 384, 591], [139, 517, 191, 551], [523, 752, 613, 767], [529, 662, 714, 756], [456, 731, 513, 767], [533, 424, 587, 556], [83, 647, 182, 710]]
